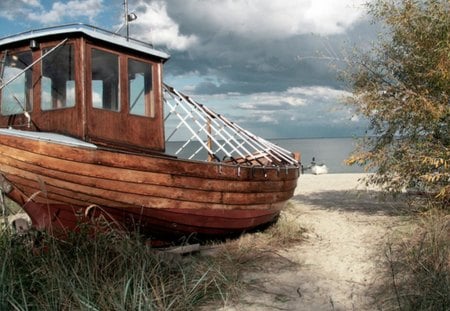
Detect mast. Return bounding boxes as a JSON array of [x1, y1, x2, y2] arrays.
[[123, 0, 137, 41], [124, 0, 130, 40]]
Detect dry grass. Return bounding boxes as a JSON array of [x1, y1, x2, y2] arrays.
[[378, 208, 450, 310], [0, 227, 239, 310], [0, 204, 307, 310]]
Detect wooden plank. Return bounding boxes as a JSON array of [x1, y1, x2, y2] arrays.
[[2, 166, 292, 210], [0, 143, 298, 193], [0, 149, 296, 204], [6, 175, 129, 208], [0, 134, 299, 181], [22, 201, 283, 236]]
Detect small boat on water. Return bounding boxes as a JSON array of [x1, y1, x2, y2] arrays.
[[0, 24, 300, 240], [311, 164, 328, 175]]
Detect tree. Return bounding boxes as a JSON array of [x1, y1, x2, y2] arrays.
[[344, 0, 450, 205]]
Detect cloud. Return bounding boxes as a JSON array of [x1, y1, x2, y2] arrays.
[[26, 0, 103, 24], [0, 0, 41, 20], [23, 0, 40, 5], [124, 0, 366, 52], [180, 85, 362, 137], [164, 20, 376, 96], [236, 93, 306, 111], [164, 0, 366, 40], [131, 1, 198, 50], [287, 86, 350, 100], [0, 0, 40, 10]]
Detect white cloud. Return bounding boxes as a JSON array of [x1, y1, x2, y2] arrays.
[[234, 86, 349, 112], [170, 0, 366, 39], [238, 93, 306, 110], [259, 114, 278, 124], [245, 86, 357, 126], [124, 0, 366, 51], [164, 83, 366, 138], [132, 1, 198, 50], [27, 0, 103, 24], [0, 0, 42, 20], [303, 0, 364, 34], [287, 86, 351, 100], [22, 0, 40, 6]]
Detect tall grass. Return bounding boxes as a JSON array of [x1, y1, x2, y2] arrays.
[[0, 227, 239, 310], [381, 208, 450, 311], [0, 209, 305, 310]]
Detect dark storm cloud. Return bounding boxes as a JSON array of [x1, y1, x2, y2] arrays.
[[158, 3, 377, 96], [165, 32, 344, 95]]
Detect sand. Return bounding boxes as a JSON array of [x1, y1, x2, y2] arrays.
[[224, 173, 407, 311]]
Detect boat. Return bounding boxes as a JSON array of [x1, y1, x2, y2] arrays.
[[311, 164, 328, 175], [0, 23, 300, 240]]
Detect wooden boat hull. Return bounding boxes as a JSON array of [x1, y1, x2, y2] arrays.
[[0, 131, 299, 239]]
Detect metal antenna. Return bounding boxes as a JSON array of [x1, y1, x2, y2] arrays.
[[124, 0, 129, 40], [123, 0, 137, 41]]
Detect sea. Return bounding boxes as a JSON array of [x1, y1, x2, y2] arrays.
[[166, 137, 365, 174], [270, 137, 365, 174]]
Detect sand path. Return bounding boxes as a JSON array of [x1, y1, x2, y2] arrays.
[[225, 173, 406, 310]]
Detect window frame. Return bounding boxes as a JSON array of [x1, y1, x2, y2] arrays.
[[0, 48, 34, 116], [40, 43, 76, 111], [127, 56, 155, 118], [90, 46, 121, 113]]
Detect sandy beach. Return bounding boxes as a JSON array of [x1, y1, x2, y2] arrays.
[[225, 173, 407, 310]]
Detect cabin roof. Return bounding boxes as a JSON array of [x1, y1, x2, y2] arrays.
[[0, 23, 170, 61]]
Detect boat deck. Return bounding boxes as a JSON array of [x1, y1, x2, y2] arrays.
[[0, 129, 97, 149]]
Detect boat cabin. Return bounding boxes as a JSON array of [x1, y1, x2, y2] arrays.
[[0, 24, 170, 152]]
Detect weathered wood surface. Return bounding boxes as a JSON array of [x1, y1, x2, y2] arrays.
[[0, 134, 298, 181], [23, 201, 283, 236], [0, 144, 297, 193], [0, 132, 299, 237]]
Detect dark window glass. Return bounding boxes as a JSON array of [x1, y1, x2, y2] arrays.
[[41, 44, 75, 110], [91, 49, 119, 111]]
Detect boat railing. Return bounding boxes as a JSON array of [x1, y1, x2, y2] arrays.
[[163, 84, 299, 167]]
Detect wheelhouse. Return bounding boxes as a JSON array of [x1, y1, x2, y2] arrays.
[[0, 24, 170, 152]]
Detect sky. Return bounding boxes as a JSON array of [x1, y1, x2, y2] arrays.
[[0, 0, 378, 139]]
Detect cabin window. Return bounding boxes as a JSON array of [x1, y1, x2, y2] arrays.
[[128, 59, 154, 117], [91, 48, 119, 111], [41, 45, 75, 110], [0, 51, 33, 116]]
